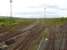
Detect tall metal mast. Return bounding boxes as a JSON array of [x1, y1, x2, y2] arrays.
[[44, 8, 46, 18], [10, 0, 13, 17]]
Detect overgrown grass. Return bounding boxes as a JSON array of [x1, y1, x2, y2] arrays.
[[39, 18, 67, 26], [0, 17, 36, 27], [31, 17, 67, 50], [0, 17, 36, 33], [0, 17, 67, 50]]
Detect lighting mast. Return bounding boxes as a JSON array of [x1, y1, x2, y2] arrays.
[[10, 0, 13, 17]]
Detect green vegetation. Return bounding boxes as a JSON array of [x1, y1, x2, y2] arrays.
[[0, 17, 66, 27], [0, 17, 36, 27], [39, 18, 67, 26], [0, 17, 36, 32], [31, 17, 67, 50], [0, 16, 67, 50]]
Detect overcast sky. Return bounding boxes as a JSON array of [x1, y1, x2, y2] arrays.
[[0, 0, 67, 18]]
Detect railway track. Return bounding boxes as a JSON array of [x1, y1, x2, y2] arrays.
[[13, 25, 45, 50], [0, 24, 38, 41], [0, 24, 31, 36], [0, 23, 45, 50]]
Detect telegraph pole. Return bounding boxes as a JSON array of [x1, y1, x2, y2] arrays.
[[10, 0, 13, 17]]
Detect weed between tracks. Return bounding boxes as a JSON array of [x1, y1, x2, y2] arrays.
[[0, 17, 67, 50]]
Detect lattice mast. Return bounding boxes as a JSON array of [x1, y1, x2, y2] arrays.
[[10, 0, 13, 17]]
